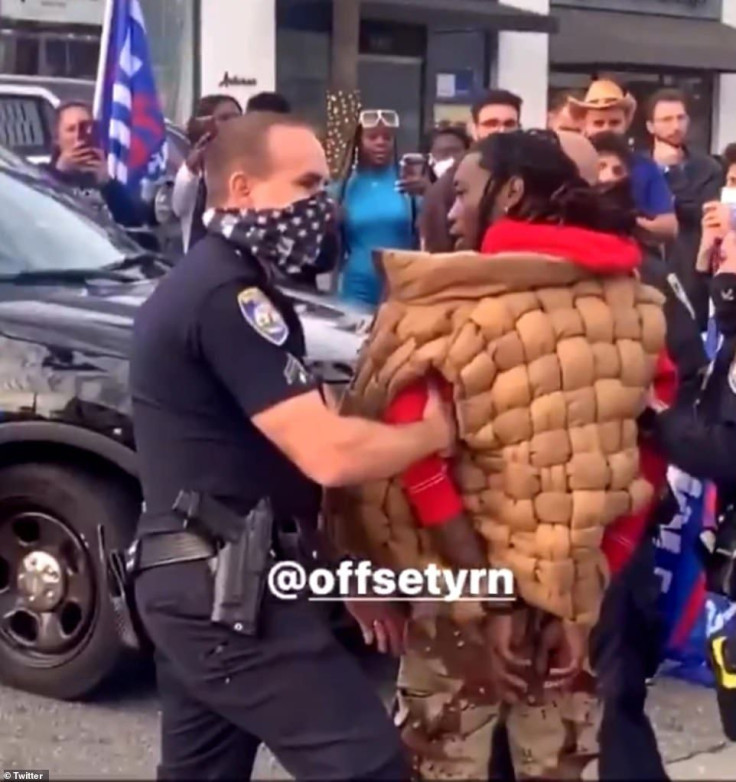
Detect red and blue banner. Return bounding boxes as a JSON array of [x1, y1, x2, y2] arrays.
[[93, 0, 167, 198]]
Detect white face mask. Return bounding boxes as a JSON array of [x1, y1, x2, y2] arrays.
[[431, 157, 455, 179]]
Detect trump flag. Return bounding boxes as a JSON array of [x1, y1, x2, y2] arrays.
[[93, 0, 167, 196]]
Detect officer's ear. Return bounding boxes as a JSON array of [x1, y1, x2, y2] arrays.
[[228, 171, 253, 208]]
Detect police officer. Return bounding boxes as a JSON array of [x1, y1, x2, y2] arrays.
[[129, 112, 455, 780]]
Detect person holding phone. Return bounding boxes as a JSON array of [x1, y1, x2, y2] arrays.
[[173, 94, 244, 252], [333, 109, 427, 308], [44, 101, 149, 228]]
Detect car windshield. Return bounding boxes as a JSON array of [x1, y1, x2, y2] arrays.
[[0, 145, 44, 179], [0, 169, 141, 277]]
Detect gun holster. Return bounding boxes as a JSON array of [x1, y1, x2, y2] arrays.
[[171, 491, 275, 637], [129, 491, 275, 638]]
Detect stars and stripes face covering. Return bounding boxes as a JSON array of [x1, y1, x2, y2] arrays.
[[203, 191, 334, 279]]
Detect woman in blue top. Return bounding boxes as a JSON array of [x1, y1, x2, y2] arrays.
[[336, 110, 422, 308]]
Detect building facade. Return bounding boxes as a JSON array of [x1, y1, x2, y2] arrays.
[[188, 0, 556, 153], [548, 0, 736, 152], [3, 0, 736, 153], [0, 0, 103, 79]]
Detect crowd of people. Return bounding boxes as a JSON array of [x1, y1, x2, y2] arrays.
[[115, 75, 736, 782]]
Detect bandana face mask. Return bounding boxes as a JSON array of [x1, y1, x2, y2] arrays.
[[204, 190, 335, 279]]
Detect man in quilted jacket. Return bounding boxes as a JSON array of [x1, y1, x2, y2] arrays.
[[327, 131, 666, 780]]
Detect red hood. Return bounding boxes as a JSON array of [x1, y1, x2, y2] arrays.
[[481, 219, 642, 275]]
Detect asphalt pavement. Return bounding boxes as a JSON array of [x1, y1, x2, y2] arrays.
[[0, 659, 733, 780]]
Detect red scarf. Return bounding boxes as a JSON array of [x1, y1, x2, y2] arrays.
[[481, 218, 642, 273]]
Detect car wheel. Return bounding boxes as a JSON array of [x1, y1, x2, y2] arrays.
[[0, 463, 139, 700]]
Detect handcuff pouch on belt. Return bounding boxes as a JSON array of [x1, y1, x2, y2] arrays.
[[164, 491, 275, 637]]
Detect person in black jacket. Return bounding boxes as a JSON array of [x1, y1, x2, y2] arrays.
[[43, 101, 150, 228], [589, 129, 708, 781], [648, 227, 736, 521], [647, 88, 723, 331]]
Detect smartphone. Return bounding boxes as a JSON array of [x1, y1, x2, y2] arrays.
[[77, 119, 99, 149], [722, 187, 736, 205], [400, 153, 426, 180]]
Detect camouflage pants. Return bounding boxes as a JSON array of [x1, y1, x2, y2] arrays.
[[394, 617, 600, 781]]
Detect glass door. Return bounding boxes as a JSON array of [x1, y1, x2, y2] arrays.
[[358, 53, 423, 155]]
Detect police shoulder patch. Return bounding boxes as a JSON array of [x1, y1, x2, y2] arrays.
[[237, 287, 288, 346]]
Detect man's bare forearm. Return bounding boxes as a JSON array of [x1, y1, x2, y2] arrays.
[[327, 415, 448, 486]]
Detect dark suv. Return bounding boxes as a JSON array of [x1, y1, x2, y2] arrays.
[[0, 161, 365, 701]]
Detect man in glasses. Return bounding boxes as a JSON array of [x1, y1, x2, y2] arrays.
[[420, 89, 522, 253]]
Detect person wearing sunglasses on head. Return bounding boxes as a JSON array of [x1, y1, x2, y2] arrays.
[[333, 109, 427, 309]]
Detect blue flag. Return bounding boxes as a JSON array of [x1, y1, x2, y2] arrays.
[[93, 0, 167, 196], [655, 300, 736, 686]]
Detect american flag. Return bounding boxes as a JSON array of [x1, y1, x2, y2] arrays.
[[93, 0, 167, 197]]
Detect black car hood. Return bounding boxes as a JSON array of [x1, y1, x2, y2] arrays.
[[0, 277, 370, 367], [0, 279, 153, 358]]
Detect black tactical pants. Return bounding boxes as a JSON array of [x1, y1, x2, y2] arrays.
[[591, 536, 669, 781], [135, 560, 408, 780]]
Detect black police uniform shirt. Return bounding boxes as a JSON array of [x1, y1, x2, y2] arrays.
[[653, 272, 736, 512], [130, 233, 322, 531]]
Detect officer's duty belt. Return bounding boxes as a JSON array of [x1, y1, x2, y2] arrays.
[[136, 531, 216, 572]]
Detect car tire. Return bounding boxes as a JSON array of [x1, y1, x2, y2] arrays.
[[0, 462, 139, 700]]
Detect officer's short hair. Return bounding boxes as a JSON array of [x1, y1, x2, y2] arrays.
[[204, 112, 313, 206]]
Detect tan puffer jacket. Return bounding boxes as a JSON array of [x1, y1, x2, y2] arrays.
[[325, 248, 666, 625]]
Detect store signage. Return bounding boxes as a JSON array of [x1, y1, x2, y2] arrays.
[[0, 0, 105, 26], [201, 0, 275, 99], [218, 72, 258, 88], [436, 70, 474, 101], [551, 0, 720, 19]]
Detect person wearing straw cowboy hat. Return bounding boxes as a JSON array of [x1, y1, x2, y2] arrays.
[[570, 80, 678, 246]]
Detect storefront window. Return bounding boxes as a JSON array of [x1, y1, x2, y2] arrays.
[[276, 28, 330, 134], [14, 36, 40, 76], [139, 0, 196, 126], [550, 69, 714, 152], [45, 39, 68, 77], [0, 31, 98, 79], [68, 40, 98, 79]]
